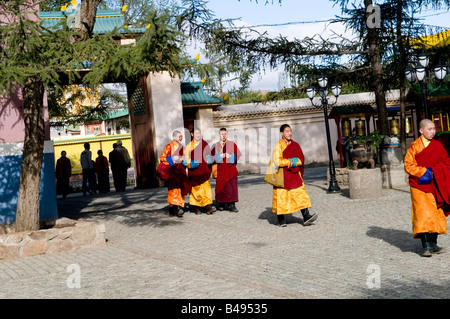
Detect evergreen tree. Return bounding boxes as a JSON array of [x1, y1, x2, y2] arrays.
[[0, 0, 187, 231]]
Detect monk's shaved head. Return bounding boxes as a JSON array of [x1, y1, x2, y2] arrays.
[[419, 119, 433, 129]]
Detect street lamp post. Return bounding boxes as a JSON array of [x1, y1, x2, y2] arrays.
[[405, 50, 448, 120], [306, 75, 342, 194]]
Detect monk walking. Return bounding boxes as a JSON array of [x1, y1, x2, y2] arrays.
[[159, 130, 191, 218], [404, 119, 450, 257], [268, 124, 316, 227]]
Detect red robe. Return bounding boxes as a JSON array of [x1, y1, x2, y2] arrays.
[[211, 140, 242, 199], [281, 140, 305, 190], [186, 139, 212, 187]]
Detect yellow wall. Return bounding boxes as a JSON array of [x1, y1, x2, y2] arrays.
[[53, 134, 133, 174]]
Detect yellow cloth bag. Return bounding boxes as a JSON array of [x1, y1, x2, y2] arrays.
[[264, 159, 284, 188]]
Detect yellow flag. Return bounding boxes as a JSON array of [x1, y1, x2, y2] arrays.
[[122, 5, 127, 12], [147, 24, 151, 29], [196, 53, 200, 60], [201, 77, 206, 83]]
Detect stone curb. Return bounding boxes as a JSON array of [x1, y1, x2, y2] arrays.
[[0, 218, 105, 260]]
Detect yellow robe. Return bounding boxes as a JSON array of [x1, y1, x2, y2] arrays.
[[270, 139, 311, 215], [159, 141, 186, 207], [404, 136, 447, 237], [184, 140, 213, 207]]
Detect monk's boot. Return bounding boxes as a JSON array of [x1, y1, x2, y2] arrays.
[[432, 245, 446, 254], [217, 203, 225, 211], [421, 248, 433, 257], [277, 214, 287, 227], [228, 203, 239, 213], [430, 233, 445, 254], [168, 205, 176, 217], [191, 206, 200, 215], [420, 233, 433, 257], [301, 208, 317, 226], [176, 206, 185, 218], [205, 204, 216, 215]]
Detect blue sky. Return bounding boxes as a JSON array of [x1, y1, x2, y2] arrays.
[[195, 0, 449, 91]]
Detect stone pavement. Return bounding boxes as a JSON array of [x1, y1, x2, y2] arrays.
[[1, 166, 450, 300]]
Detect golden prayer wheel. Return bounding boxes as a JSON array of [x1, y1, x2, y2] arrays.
[[390, 119, 400, 135], [341, 119, 351, 137], [405, 118, 412, 134], [355, 119, 366, 136]]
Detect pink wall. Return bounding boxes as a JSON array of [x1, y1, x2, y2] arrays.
[[0, 2, 50, 144]]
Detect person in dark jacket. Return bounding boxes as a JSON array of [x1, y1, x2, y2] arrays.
[[109, 140, 131, 192], [56, 150, 72, 198], [95, 149, 110, 193]]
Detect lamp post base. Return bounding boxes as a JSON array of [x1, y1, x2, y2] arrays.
[[327, 180, 341, 194]]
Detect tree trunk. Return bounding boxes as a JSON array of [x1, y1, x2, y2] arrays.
[[15, 75, 45, 232], [72, 0, 101, 42], [396, 0, 407, 156], [365, 0, 389, 136]]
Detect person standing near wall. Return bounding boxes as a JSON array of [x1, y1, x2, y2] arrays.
[[211, 128, 242, 212], [56, 150, 72, 198], [109, 140, 131, 192], [95, 149, 110, 194], [80, 142, 95, 196], [184, 127, 215, 215], [268, 124, 317, 227]]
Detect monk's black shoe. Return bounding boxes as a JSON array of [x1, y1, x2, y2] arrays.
[[432, 245, 446, 254], [228, 203, 238, 213], [301, 208, 317, 226], [205, 204, 216, 215], [421, 248, 433, 257]]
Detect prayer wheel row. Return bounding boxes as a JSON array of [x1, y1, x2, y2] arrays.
[[341, 118, 412, 137]]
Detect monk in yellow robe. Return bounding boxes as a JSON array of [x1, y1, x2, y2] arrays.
[[405, 119, 450, 257], [159, 130, 191, 217], [268, 124, 316, 227], [184, 127, 215, 215]]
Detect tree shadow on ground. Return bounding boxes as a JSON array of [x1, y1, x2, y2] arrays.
[[57, 189, 183, 228], [366, 226, 419, 254]]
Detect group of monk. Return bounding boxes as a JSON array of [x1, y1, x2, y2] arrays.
[[159, 127, 242, 218], [159, 124, 318, 228]]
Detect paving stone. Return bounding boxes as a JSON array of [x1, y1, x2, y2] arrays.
[[0, 166, 449, 300]]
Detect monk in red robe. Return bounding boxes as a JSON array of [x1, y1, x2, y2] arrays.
[[184, 127, 215, 215], [211, 128, 242, 212], [159, 130, 191, 217], [405, 119, 450, 257], [267, 124, 316, 227]]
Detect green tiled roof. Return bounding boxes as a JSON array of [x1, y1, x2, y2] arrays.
[[181, 82, 224, 106], [103, 108, 130, 120], [40, 9, 146, 34]]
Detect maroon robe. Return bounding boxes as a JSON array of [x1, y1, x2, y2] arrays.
[[187, 139, 212, 187], [168, 145, 191, 197], [282, 140, 305, 190], [410, 139, 450, 216], [211, 140, 242, 202]]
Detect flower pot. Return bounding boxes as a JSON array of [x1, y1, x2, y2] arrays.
[[350, 143, 375, 170]]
